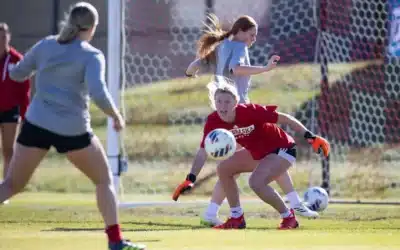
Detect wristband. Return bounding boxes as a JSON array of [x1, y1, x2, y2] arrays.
[[304, 131, 316, 140], [186, 173, 196, 183]]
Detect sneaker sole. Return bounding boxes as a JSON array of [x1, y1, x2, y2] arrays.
[[293, 210, 319, 219], [297, 213, 319, 219]]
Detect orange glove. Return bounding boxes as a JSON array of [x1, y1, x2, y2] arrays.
[[304, 131, 330, 157], [172, 173, 196, 201]]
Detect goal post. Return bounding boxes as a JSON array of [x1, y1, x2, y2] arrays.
[[106, 0, 122, 196]]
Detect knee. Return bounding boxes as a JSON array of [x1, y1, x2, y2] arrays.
[[92, 170, 113, 186], [216, 161, 232, 179], [248, 174, 265, 193]]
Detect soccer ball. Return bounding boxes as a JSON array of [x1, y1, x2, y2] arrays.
[[204, 128, 236, 160], [303, 186, 329, 212]]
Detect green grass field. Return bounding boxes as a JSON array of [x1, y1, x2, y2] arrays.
[[1, 193, 399, 250]]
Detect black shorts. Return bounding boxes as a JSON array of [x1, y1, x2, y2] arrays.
[[17, 120, 93, 153], [272, 144, 297, 164], [0, 106, 20, 123]]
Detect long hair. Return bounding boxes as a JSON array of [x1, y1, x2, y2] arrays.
[[197, 14, 257, 62], [57, 2, 99, 44]]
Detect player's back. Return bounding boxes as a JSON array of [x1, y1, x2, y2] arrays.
[[214, 39, 251, 103], [11, 36, 103, 136]]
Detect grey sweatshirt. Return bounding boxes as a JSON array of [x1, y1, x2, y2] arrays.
[[10, 36, 115, 136]]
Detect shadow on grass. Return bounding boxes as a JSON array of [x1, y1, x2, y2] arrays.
[[42, 221, 208, 233]]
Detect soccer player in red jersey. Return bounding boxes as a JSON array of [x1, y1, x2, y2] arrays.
[[173, 79, 330, 229], [184, 14, 320, 225], [0, 23, 30, 204]]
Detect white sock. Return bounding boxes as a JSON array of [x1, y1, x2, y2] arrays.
[[286, 191, 302, 208], [280, 209, 292, 218], [205, 202, 220, 217], [230, 206, 243, 218]]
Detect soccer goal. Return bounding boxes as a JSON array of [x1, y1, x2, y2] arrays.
[[107, 0, 400, 209]]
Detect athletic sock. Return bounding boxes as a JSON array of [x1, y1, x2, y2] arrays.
[[230, 206, 243, 218], [286, 191, 302, 208], [205, 202, 221, 217], [106, 224, 123, 243]]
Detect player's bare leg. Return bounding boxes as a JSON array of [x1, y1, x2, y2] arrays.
[[213, 149, 257, 229], [248, 154, 298, 229], [276, 172, 319, 218], [249, 154, 291, 212], [0, 143, 48, 203], [201, 147, 244, 226], [66, 136, 145, 250], [201, 174, 240, 227], [0, 123, 18, 204], [200, 180, 225, 226]]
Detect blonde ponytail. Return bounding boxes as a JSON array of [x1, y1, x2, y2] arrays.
[[56, 2, 99, 44], [57, 22, 80, 44]]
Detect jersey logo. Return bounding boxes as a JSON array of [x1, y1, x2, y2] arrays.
[[230, 125, 255, 138]]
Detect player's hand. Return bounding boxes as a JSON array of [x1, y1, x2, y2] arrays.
[[172, 173, 196, 201], [266, 55, 280, 70], [113, 113, 125, 132], [304, 131, 330, 157]]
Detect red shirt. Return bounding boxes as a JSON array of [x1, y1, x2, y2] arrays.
[[200, 104, 295, 160], [0, 47, 30, 118]]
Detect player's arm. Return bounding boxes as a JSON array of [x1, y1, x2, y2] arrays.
[[172, 120, 213, 201], [185, 58, 209, 77], [277, 112, 308, 135], [189, 147, 208, 176], [172, 148, 208, 201], [9, 41, 41, 82], [229, 43, 280, 76], [85, 53, 123, 123], [277, 112, 330, 157]]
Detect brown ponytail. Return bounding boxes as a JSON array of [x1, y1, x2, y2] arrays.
[[197, 14, 232, 62], [197, 14, 258, 62]]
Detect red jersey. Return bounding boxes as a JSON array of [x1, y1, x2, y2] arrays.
[[0, 47, 30, 118], [200, 104, 295, 160]]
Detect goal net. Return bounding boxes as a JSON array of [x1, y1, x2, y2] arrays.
[[108, 0, 400, 206]]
